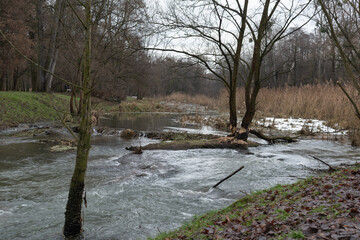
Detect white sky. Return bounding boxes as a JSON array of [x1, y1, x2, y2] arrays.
[[144, 0, 317, 59]]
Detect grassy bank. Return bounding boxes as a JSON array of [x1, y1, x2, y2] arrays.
[[0, 92, 69, 128], [119, 97, 180, 112], [2, 84, 359, 131], [151, 164, 360, 240], [0, 92, 182, 129], [0, 92, 118, 129]]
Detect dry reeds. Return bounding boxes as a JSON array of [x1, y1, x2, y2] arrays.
[[253, 83, 359, 129], [159, 83, 360, 130], [160, 92, 223, 110]]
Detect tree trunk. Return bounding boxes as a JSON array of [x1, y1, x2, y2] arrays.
[[0, 73, 6, 91], [36, 0, 46, 91], [78, 90, 83, 115], [30, 60, 37, 91], [12, 68, 19, 90], [228, 89, 237, 133], [70, 90, 75, 115], [63, 0, 92, 237], [45, 0, 65, 92], [238, 0, 271, 141], [227, 0, 248, 133]]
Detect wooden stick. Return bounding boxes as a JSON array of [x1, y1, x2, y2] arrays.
[[310, 155, 336, 171], [212, 166, 244, 188]]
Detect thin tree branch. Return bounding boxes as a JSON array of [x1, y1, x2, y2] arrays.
[[0, 30, 81, 89], [337, 81, 360, 119]]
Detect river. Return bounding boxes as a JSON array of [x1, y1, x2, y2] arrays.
[[0, 113, 359, 239]]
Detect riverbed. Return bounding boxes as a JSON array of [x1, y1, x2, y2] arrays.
[[0, 113, 359, 239]]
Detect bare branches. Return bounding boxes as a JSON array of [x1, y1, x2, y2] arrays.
[[0, 29, 81, 89], [149, 0, 312, 134], [66, 0, 87, 29], [317, 0, 360, 95], [317, 0, 360, 121]]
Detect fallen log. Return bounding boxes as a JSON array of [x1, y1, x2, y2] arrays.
[[126, 139, 258, 152], [248, 129, 297, 144], [212, 166, 245, 188]]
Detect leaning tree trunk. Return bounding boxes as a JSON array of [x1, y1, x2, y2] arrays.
[[63, 0, 92, 237]]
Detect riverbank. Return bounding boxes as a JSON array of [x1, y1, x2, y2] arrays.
[[0, 91, 120, 129], [0, 92, 184, 130], [151, 164, 360, 240], [0, 92, 68, 129]]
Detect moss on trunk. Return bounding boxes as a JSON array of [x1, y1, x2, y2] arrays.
[[63, 0, 92, 237]]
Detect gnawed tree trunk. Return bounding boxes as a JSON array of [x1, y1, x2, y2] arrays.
[[228, 89, 237, 133], [248, 129, 297, 144], [63, 0, 92, 237]]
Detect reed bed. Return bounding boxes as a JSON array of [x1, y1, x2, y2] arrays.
[[252, 84, 359, 129], [161, 92, 222, 111], [161, 83, 360, 130]]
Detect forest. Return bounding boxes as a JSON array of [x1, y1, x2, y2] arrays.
[[1, 0, 358, 97], [1, 0, 360, 239]]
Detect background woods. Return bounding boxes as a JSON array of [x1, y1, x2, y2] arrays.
[[0, 0, 359, 128]]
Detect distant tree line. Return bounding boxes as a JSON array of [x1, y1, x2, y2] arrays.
[[0, 0, 358, 100], [0, 0, 220, 99]]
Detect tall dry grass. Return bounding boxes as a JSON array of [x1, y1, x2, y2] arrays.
[[161, 92, 222, 110], [253, 84, 359, 129], [160, 84, 360, 130]]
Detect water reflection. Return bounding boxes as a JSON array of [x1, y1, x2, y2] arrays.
[[99, 113, 181, 131]]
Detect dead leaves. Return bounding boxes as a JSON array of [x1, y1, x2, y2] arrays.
[[170, 168, 360, 240]]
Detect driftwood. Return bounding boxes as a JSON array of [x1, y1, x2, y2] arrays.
[[249, 129, 297, 144], [310, 155, 337, 172], [212, 166, 245, 188]]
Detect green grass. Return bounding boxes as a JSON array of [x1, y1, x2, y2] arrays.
[[0, 91, 118, 128], [0, 92, 181, 129], [0, 92, 178, 129], [0, 92, 70, 127], [288, 230, 306, 239]]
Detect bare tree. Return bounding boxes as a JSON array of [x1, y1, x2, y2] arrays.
[[150, 0, 312, 140], [317, 0, 360, 119], [0, 0, 34, 91], [63, 0, 93, 237]]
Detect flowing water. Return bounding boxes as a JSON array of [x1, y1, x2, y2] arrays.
[[1, 113, 359, 239]]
